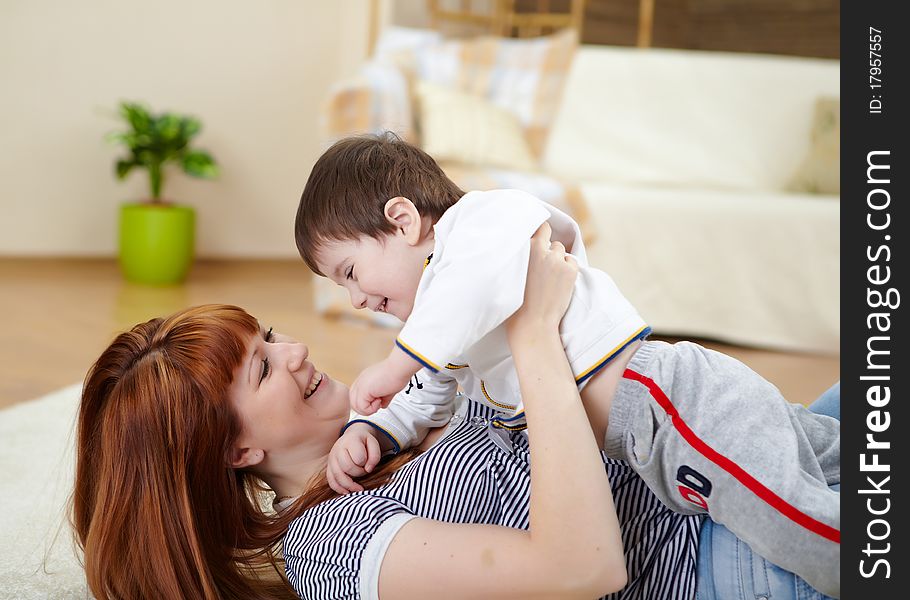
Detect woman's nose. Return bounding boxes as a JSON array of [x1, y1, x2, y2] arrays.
[[283, 343, 308, 372]]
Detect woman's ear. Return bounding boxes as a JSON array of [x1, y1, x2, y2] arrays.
[[229, 446, 264, 469], [384, 197, 424, 246]]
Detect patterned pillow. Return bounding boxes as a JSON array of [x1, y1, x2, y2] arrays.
[[321, 59, 416, 144], [373, 26, 443, 61], [414, 29, 578, 158], [787, 97, 839, 195], [416, 81, 537, 171]]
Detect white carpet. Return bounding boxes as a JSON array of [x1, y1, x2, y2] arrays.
[[0, 384, 88, 599]]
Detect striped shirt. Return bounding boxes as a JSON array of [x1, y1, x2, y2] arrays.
[[284, 398, 702, 600]]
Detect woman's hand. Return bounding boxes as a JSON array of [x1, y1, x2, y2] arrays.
[[507, 221, 578, 340]]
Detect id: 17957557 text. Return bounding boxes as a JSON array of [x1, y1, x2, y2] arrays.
[[869, 27, 883, 114]]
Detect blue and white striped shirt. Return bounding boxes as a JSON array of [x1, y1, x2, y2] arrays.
[[285, 399, 701, 600]]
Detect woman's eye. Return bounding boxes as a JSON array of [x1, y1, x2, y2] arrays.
[[259, 357, 271, 383], [265, 326, 274, 343]]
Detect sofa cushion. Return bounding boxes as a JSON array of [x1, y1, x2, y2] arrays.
[[578, 182, 839, 352], [544, 46, 839, 192], [416, 81, 537, 171], [415, 29, 577, 158], [787, 97, 840, 194]]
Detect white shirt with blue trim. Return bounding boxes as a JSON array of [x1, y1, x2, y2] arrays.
[[354, 189, 650, 450]]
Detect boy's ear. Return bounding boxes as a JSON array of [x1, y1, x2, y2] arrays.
[[384, 196, 424, 245], [229, 445, 264, 469]]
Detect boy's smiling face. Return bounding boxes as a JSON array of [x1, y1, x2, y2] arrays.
[[315, 197, 434, 322]]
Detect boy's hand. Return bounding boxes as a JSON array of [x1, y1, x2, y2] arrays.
[[350, 359, 407, 415], [350, 348, 420, 415], [327, 423, 382, 494]]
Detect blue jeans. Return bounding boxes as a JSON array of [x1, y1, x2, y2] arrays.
[[695, 382, 840, 600]]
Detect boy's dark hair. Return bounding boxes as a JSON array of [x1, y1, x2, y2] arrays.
[[295, 132, 465, 275]]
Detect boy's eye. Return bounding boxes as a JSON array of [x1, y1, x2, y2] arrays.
[[345, 266, 354, 281]]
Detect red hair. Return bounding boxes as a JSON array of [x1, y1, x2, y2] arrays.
[[72, 304, 417, 599]]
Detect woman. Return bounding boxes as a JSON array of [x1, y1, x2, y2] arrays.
[[73, 228, 838, 599]]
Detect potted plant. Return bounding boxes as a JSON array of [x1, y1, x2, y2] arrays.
[[107, 101, 218, 284]]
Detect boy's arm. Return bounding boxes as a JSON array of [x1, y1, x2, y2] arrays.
[[396, 190, 557, 372], [349, 346, 424, 416], [345, 367, 459, 453]]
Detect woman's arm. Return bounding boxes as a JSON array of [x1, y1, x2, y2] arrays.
[[378, 223, 626, 599]]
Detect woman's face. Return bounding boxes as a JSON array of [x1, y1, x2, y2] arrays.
[[227, 325, 351, 467]]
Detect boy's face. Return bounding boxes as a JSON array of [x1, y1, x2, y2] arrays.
[[315, 232, 428, 322]]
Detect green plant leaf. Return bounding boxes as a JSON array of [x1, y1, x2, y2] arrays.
[[119, 102, 151, 133], [182, 150, 219, 179], [182, 117, 201, 139], [115, 159, 136, 179], [106, 101, 219, 199], [157, 114, 181, 143], [105, 131, 127, 145], [136, 149, 157, 168]]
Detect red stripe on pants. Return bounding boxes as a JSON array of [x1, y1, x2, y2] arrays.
[[623, 368, 840, 544]]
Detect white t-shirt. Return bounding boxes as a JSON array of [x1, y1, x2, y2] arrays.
[[351, 189, 650, 451]]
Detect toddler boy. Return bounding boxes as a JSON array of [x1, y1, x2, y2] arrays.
[[295, 132, 840, 597]]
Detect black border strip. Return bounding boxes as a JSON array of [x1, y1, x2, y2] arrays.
[[841, 1, 908, 595]]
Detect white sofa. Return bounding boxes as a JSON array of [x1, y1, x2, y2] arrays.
[[543, 46, 839, 353], [319, 33, 839, 353]]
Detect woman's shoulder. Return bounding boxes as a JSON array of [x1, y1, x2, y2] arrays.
[[284, 492, 417, 598]]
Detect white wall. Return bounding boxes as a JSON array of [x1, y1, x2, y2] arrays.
[[0, 0, 371, 257]]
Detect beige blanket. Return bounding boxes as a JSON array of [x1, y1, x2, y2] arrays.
[[0, 384, 87, 599]]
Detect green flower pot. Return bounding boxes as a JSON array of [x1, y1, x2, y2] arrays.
[[118, 203, 195, 284]]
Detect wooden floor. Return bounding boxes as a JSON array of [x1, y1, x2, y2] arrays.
[[0, 258, 839, 410]]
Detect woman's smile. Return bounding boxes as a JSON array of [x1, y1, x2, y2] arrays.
[[304, 371, 324, 399]]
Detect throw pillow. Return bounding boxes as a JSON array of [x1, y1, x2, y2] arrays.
[[788, 97, 840, 195], [415, 28, 578, 158], [416, 81, 537, 171], [321, 59, 416, 144]]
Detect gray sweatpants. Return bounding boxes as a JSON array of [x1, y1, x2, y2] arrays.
[[604, 341, 840, 598]]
